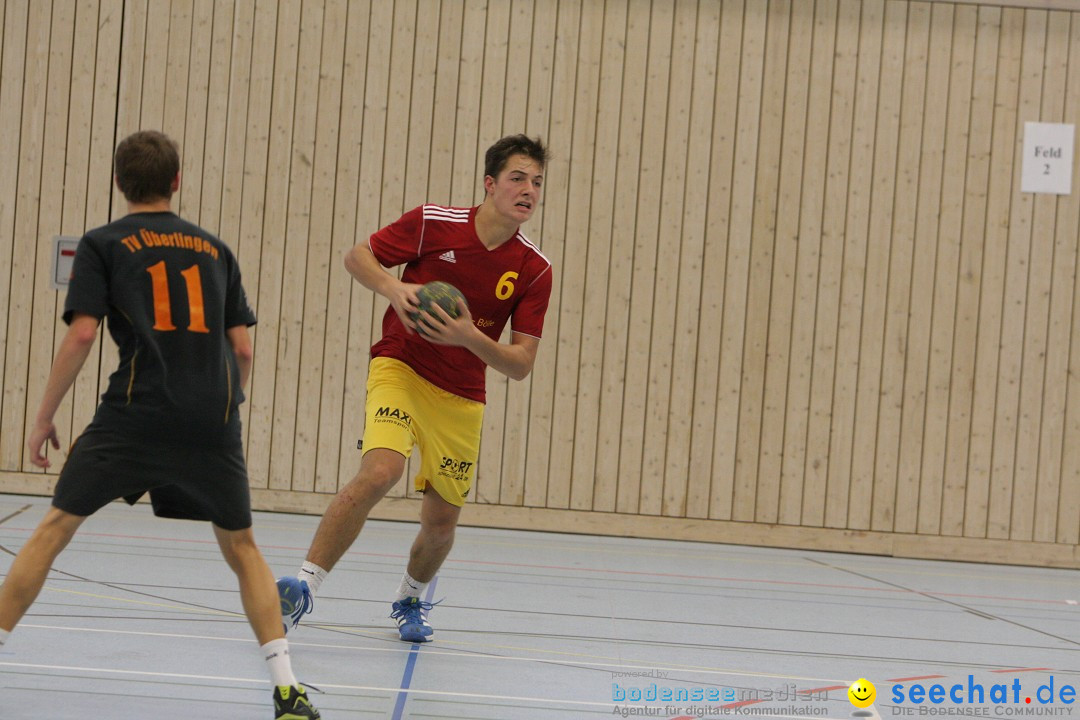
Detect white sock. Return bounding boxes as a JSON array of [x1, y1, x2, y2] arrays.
[[298, 561, 327, 596], [0, 629, 9, 645], [396, 571, 427, 601], [261, 638, 298, 688]]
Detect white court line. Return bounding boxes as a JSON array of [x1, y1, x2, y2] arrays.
[[0, 660, 856, 718], [19, 622, 847, 685], [0, 660, 612, 709]]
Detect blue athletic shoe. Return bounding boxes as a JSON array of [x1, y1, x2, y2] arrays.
[[277, 576, 313, 634], [390, 597, 435, 643]]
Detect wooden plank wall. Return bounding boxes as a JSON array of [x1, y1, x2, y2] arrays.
[[2, 0, 1079, 568]]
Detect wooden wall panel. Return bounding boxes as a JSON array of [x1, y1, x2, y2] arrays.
[[520, 0, 561, 509], [565, 0, 610, 512], [736, 0, 787, 523], [471, 0, 511, 506], [667, 0, 717, 518], [596, 0, 647, 514], [1016, 11, 1065, 542], [876, 1, 928, 533], [989, 7, 1041, 540], [643, 0, 689, 518], [489, 0, 535, 510], [0, 0, 23, 474], [1053, 14, 1080, 546], [325, 0, 373, 494], [233, 0, 278, 479], [2, 0, 1080, 569], [825, 0, 883, 529], [778, 0, 836, 527], [693, 0, 741, 521], [897, 3, 949, 535], [804, 0, 853, 529], [540, 0, 581, 510], [967, 7, 1021, 538], [25, 1, 74, 482], [70, 0, 123, 442], [568, 0, 622, 511], [1, 0, 50, 471], [944, 6, 999, 536], [850, 0, 903, 531], [54, 0, 100, 457], [713, 0, 761, 521], [921, 4, 977, 536], [766, 0, 814, 526]]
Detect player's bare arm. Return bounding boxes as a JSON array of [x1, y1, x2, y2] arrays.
[[226, 325, 254, 389], [27, 313, 101, 468], [343, 243, 422, 333], [421, 302, 539, 381]]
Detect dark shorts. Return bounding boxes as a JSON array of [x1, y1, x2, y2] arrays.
[[52, 423, 253, 531]]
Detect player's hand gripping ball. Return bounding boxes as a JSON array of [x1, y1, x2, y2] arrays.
[[410, 281, 467, 335]]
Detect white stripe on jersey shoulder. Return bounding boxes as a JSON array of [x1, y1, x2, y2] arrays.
[[515, 232, 551, 264], [422, 204, 470, 223], [515, 232, 552, 289]]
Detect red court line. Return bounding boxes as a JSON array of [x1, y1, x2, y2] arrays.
[[0, 526, 1073, 606], [889, 675, 947, 682], [990, 668, 1053, 673]]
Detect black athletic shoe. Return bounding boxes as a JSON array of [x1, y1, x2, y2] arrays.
[[274, 685, 320, 719]]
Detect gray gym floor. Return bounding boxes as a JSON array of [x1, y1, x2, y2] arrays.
[[0, 493, 1076, 719]]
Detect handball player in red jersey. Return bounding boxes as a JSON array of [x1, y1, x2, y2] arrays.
[[278, 135, 553, 644]]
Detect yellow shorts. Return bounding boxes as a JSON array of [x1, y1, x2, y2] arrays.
[[363, 357, 484, 506]]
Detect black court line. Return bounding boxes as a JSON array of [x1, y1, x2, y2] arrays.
[[0, 503, 33, 527], [806, 556, 1080, 650]]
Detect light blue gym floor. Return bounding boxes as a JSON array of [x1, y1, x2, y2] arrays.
[[0, 493, 1077, 719]]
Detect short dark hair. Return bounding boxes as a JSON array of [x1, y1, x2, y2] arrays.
[[484, 134, 549, 179], [114, 130, 180, 203]]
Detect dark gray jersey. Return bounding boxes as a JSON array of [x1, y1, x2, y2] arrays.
[[65, 211, 256, 446]]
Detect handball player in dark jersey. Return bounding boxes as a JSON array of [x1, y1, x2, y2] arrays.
[[0, 130, 319, 719]]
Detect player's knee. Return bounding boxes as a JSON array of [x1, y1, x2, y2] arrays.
[[421, 515, 457, 544], [34, 508, 82, 549], [215, 527, 258, 568], [355, 462, 402, 495]]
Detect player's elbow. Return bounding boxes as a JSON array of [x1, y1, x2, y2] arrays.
[[343, 245, 366, 276], [232, 339, 254, 365], [68, 316, 100, 347], [72, 325, 98, 347], [508, 359, 534, 382], [226, 327, 254, 364]]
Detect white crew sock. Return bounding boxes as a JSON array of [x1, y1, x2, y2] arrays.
[[298, 561, 328, 596], [261, 638, 299, 688], [396, 571, 428, 601]]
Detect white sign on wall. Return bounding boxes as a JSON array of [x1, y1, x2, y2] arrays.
[[51, 236, 80, 290], [1021, 122, 1074, 195]]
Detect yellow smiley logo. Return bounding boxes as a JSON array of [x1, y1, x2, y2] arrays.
[[848, 678, 876, 708]]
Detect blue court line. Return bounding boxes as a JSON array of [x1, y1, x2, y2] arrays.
[[390, 578, 438, 720]]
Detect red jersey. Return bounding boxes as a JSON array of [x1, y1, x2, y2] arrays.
[[368, 204, 553, 403]]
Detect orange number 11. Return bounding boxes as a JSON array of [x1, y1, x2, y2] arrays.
[[147, 260, 210, 333]]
